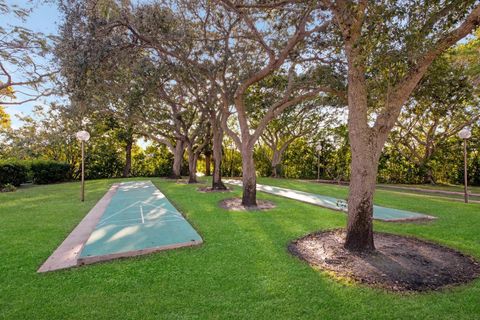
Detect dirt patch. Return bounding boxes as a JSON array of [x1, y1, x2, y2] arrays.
[[197, 186, 232, 193], [289, 229, 480, 292], [219, 198, 276, 211]]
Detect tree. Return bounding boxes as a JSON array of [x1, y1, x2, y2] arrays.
[[212, 1, 344, 206], [0, 86, 14, 128], [391, 55, 479, 184], [324, 1, 480, 251], [123, 0, 231, 189], [257, 101, 334, 178], [0, 0, 55, 105]]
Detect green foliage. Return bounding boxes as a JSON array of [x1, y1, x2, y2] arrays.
[[84, 146, 124, 180], [1, 183, 16, 192], [253, 145, 272, 177], [378, 148, 423, 184], [281, 139, 317, 179], [0, 161, 28, 187], [222, 145, 242, 178], [30, 160, 71, 185], [131, 145, 174, 177]]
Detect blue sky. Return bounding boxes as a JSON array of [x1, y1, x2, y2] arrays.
[[3, 0, 61, 128]]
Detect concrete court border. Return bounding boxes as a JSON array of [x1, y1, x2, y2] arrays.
[[38, 183, 120, 273]]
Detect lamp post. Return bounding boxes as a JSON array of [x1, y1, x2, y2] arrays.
[[458, 128, 471, 203], [316, 144, 322, 181], [76, 130, 90, 202]]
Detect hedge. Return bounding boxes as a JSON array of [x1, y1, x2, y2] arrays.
[[30, 160, 71, 184], [0, 161, 28, 187]]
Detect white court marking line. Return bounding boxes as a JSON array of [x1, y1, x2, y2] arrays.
[[98, 200, 142, 225], [140, 202, 185, 218], [98, 197, 185, 227], [96, 212, 186, 227], [140, 205, 145, 224], [95, 218, 189, 228]]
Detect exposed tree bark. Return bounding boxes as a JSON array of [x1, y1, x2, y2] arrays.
[[271, 150, 282, 178], [186, 130, 209, 184], [172, 139, 184, 179], [211, 120, 227, 190], [269, 137, 296, 178], [123, 139, 133, 178], [241, 145, 257, 206], [343, 43, 376, 251], [205, 151, 211, 176], [187, 144, 199, 183], [344, 141, 378, 252]]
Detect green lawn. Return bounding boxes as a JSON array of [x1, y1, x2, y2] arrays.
[[302, 179, 480, 202], [1, 177, 480, 319], [379, 183, 480, 195]]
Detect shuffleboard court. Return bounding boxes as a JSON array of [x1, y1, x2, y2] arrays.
[[77, 181, 202, 265], [224, 180, 436, 222]]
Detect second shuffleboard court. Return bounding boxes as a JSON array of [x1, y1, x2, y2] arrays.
[[224, 180, 436, 222], [78, 181, 202, 265]]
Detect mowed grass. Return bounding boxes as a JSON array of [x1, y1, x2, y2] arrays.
[[379, 183, 480, 195], [0, 177, 479, 319]]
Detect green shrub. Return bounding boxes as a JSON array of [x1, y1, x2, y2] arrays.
[[0, 161, 28, 187], [1, 183, 17, 192], [30, 160, 71, 184]]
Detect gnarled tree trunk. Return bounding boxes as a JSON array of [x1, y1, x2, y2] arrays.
[[343, 49, 377, 252], [172, 139, 184, 179], [123, 139, 133, 178], [241, 144, 257, 206], [270, 141, 292, 178], [211, 122, 227, 190], [344, 141, 378, 252], [205, 151, 211, 176], [187, 146, 199, 183], [271, 150, 282, 178]]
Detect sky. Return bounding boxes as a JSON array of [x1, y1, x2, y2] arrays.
[[3, 0, 61, 128]]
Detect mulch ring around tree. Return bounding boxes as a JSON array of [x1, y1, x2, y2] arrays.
[[288, 229, 480, 292], [219, 198, 276, 211], [197, 186, 232, 193]]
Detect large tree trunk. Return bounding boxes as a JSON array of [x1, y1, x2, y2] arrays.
[[422, 166, 436, 184], [344, 49, 377, 252], [123, 139, 133, 178], [171, 139, 184, 179], [187, 145, 198, 184], [211, 123, 227, 190], [241, 145, 257, 206], [205, 151, 211, 176], [271, 149, 281, 178], [344, 144, 378, 252]]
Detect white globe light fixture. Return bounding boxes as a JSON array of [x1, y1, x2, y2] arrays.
[[76, 130, 90, 142], [76, 130, 90, 201], [458, 127, 472, 140], [458, 127, 472, 203]]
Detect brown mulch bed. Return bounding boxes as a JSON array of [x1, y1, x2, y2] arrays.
[[289, 229, 480, 292], [219, 198, 276, 211], [197, 186, 232, 193]]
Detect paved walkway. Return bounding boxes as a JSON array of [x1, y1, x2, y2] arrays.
[[224, 180, 436, 222]]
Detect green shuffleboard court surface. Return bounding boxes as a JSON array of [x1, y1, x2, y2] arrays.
[[78, 181, 202, 264], [224, 180, 436, 222]]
